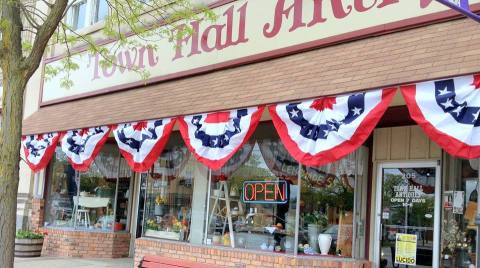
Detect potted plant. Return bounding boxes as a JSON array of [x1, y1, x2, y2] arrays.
[[15, 230, 45, 257]]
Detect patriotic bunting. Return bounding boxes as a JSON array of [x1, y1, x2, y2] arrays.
[[113, 118, 176, 172], [61, 126, 111, 171], [22, 132, 62, 172], [401, 74, 480, 159], [179, 106, 264, 170], [269, 88, 395, 166]]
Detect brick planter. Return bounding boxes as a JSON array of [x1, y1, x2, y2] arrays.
[[134, 238, 371, 268], [41, 228, 130, 258]]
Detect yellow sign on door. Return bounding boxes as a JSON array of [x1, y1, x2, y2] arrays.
[[395, 233, 417, 265]]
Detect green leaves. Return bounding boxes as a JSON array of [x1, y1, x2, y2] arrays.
[[45, 0, 215, 89], [16, 230, 44, 239]]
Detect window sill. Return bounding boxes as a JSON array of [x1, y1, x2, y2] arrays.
[[71, 20, 106, 37], [42, 226, 129, 234]]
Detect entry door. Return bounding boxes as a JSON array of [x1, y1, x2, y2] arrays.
[[375, 162, 441, 268]]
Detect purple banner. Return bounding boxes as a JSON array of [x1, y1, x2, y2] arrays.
[[435, 0, 480, 22]]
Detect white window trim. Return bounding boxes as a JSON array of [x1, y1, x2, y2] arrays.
[[66, 0, 107, 31]]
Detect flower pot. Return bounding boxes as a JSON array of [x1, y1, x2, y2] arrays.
[[15, 238, 44, 257], [307, 224, 321, 253], [318, 234, 332, 255], [114, 222, 124, 231]]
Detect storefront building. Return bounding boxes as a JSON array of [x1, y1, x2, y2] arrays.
[[19, 0, 480, 267]]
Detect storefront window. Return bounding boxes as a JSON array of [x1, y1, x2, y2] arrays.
[[44, 148, 77, 228], [205, 124, 298, 254], [299, 152, 357, 257], [142, 142, 194, 241], [44, 143, 133, 232], [442, 156, 478, 267]]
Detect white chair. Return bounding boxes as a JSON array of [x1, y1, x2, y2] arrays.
[[76, 209, 90, 227]]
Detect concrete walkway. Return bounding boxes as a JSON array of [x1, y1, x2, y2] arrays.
[[15, 257, 134, 268]]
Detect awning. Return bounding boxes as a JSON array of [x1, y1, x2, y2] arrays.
[[22, 17, 480, 135]]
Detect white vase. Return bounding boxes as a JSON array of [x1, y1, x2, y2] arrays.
[[318, 234, 332, 255]]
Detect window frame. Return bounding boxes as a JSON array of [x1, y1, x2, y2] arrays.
[[67, 0, 109, 31]]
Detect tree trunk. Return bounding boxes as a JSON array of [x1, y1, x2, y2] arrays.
[[0, 71, 26, 267], [0, 2, 27, 266]]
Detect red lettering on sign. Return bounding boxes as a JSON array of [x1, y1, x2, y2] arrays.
[[354, 0, 377, 12], [243, 181, 287, 203], [275, 183, 286, 202], [263, 0, 306, 38], [244, 183, 255, 201], [91, 46, 158, 80], [308, 0, 327, 27], [264, 182, 274, 201], [173, 2, 249, 61], [255, 183, 264, 200]]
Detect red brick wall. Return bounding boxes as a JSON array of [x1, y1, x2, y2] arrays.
[[134, 238, 371, 268], [41, 228, 130, 258], [30, 198, 44, 230]]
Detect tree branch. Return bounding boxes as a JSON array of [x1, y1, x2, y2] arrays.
[[18, 3, 41, 30], [22, 0, 68, 79]]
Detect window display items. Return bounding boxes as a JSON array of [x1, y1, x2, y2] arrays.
[[206, 135, 298, 254], [143, 145, 193, 242]]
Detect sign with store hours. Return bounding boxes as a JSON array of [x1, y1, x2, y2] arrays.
[[243, 180, 288, 204], [40, 0, 480, 104], [391, 185, 426, 207]]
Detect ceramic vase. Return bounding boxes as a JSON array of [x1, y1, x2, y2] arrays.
[[318, 234, 332, 255]]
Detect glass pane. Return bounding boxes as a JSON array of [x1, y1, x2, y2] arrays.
[[206, 124, 298, 254], [44, 148, 77, 228], [113, 158, 133, 232], [441, 157, 477, 268], [299, 152, 357, 257], [76, 144, 118, 231], [380, 167, 436, 268], [72, 1, 86, 30], [143, 143, 193, 242], [94, 0, 108, 23]]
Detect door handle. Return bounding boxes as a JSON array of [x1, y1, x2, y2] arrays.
[[379, 223, 383, 242]]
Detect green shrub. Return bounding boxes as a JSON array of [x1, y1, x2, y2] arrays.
[[16, 230, 44, 239]]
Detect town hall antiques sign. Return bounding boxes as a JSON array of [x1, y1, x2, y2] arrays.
[[40, 0, 480, 104]]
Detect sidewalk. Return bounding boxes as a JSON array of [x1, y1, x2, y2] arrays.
[[15, 257, 134, 268]]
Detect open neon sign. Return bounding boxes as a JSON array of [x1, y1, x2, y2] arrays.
[[242, 180, 288, 204]]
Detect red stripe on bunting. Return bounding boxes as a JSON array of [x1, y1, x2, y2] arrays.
[[115, 119, 177, 173], [179, 106, 265, 170], [22, 132, 63, 173], [66, 128, 112, 172], [401, 84, 480, 159], [269, 88, 396, 167]]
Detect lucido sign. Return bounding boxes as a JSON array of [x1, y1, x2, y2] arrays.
[[40, 0, 478, 105]]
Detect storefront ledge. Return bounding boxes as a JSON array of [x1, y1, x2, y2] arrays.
[[41, 227, 130, 237], [134, 237, 371, 268], [40, 227, 130, 258]]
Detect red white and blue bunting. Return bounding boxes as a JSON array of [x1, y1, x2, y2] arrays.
[[21, 132, 62, 173], [61, 126, 111, 171], [401, 74, 480, 159], [179, 106, 264, 170], [113, 118, 176, 172], [269, 88, 395, 166]]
